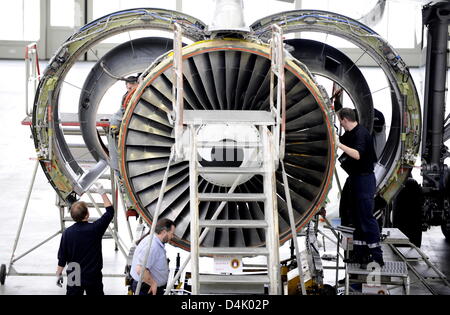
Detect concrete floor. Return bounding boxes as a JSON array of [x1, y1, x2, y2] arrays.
[[408, 227, 450, 295], [0, 59, 449, 295]]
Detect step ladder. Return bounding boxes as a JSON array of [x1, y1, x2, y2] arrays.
[[150, 23, 307, 295], [331, 227, 410, 295], [49, 113, 120, 243], [21, 112, 129, 248], [155, 112, 307, 295], [4, 44, 129, 285], [382, 228, 450, 295], [345, 261, 410, 295], [187, 115, 281, 295]]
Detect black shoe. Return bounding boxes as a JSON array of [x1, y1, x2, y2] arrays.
[[368, 247, 384, 268], [372, 258, 385, 268], [358, 254, 371, 269], [364, 256, 385, 269], [369, 253, 385, 268]]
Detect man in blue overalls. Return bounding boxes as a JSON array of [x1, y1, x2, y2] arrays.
[[336, 108, 384, 267]]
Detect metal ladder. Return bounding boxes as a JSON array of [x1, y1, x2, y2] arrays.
[[382, 228, 450, 295], [1, 42, 130, 285], [186, 116, 281, 295], [54, 113, 130, 252], [155, 23, 306, 295]]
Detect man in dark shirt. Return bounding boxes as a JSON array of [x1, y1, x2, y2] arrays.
[[56, 182, 114, 295], [336, 108, 384, 267]]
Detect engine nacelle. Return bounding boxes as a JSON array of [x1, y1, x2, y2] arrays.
[[31, 8, 421, 250]]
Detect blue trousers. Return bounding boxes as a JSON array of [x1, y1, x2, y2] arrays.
[[66, 282, 104, 295], [348, 174, 383, 260]]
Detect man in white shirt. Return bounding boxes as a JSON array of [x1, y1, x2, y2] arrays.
[[130, 218, 176, 295]]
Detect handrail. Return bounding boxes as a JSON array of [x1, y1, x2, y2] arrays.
[[269, 25, 286, 161], [172, 23, 185, 162]]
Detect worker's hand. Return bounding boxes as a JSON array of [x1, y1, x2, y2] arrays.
[[335, 133, 340, 147], [56, 274, 63, 287], [90, 182, 106, 195], [148, 279, 158, 295]]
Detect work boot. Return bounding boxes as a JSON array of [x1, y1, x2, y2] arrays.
[[359, 255, 371, 269], [353, 245, 371, 268], [369, 246, 385, 268]]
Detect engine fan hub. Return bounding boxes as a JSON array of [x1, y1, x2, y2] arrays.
[[197, 123, 261, 187]]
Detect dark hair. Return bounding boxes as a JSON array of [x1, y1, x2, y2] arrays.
[[155, 218, 175, 234], [70, 201, 88, 223], [136, 218, 176, 245], [338, 108, 357, 122]]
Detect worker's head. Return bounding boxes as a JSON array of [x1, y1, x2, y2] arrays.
[[70, 201, 89, 223], [125, 76, 139, 92], [155, 218, 176, 243], [337, 108, 358, 131]]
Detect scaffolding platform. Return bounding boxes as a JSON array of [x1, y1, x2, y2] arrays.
[[345, 261, 410, 295]]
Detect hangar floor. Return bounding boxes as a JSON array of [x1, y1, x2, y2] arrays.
[[0, 59, 449, 295]]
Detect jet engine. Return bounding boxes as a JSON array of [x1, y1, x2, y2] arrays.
[[31, 8, 421, 250]]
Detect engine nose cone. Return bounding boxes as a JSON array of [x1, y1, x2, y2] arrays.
[[197, 124, 261, 187]]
